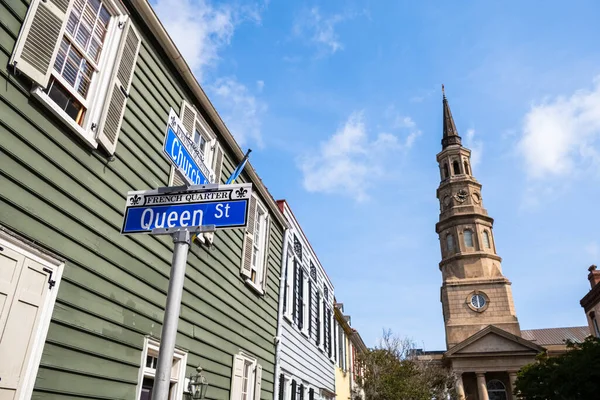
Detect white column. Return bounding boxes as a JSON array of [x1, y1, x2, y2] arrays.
[[476, 373, 489, 400], [455, 372, 466, 400], [509, 371, 518, 399]]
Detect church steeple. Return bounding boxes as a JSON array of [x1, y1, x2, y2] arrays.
[[441, 85, 462, 149], [435, 88, 521, 349]]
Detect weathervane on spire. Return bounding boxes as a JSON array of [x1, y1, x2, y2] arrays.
[[442, 84, 445, 97]]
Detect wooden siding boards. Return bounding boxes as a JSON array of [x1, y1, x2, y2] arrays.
[[0, 1, 283, 399], [278, 202, 335, 394]]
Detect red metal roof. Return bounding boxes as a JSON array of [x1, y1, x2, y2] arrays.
[[521, 327, 590, 345]]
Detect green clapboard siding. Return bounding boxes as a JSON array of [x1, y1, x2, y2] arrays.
[[0, 0, 283, 398]]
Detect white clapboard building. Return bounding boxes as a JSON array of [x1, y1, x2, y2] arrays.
[[274, 200, 337, 400]]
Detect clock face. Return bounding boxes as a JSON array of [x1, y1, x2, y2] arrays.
[[471, 294, 486, 309], [472, 192, 481, 204], [443, 196, 451, 207], [455, 189, 468, 203]]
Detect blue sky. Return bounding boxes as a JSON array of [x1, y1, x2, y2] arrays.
[[152, 0, 600, 350]]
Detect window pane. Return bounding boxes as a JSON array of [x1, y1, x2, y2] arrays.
[[46, 79, 85, 124], [464, 230, 473, 247], [483, 231, 491, 248], [446, 235, 454, 252]]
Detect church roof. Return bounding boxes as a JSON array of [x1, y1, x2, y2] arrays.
[[441, 85, 462, 149], [445, 325, 545, 358], [521, 326, 590, 346]]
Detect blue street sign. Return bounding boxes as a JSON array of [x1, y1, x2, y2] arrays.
[[121, 183, 252, 234], [162, 109, 214, 185]]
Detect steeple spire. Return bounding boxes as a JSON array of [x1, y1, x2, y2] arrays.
[[441, 85, 462, 149]]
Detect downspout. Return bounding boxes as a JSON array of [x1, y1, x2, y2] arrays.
[[273, 226, 290, 400]]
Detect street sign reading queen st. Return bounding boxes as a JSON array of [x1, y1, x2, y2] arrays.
[[163, 108, 214, 185], [121, 183, 252, 234]]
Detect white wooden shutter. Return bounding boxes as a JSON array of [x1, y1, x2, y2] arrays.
[[97, 18, 141, 155], [212, 142, 224, 183], [169, 100, 196, 185], [180, 100, 197, 135], [254, 364, 263, 400], [240, 196, 257, 279], [9, 0, 74, 87], [0, 249, 55, 397], [260, 216, 270, 291], [230, 354, 245, 400]]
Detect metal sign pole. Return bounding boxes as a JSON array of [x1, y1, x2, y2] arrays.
[[151, 230, 191, 400]]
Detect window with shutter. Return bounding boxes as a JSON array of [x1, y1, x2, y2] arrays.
[[298, 268, 304, 330], [291, 380, 297, 400], [298, 384, 304, 400], [316, 291, 321, 346], [137, 338, 188, 400], [309, 388, 314, 400], [169, 100, 223, 186], [241, 195, 269, 294], [230, 353, 258, 400], [292, 259, 298, 324], [12, 0, 138, 153], [278, 374, 286, 400], [308, 280, 312, 337], [327, 308, 332, 358], [282, 253, 289, 314]]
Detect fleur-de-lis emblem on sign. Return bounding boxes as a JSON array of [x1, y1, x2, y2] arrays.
[[235, 188, 248, 198], [130, 194, 142, 205]]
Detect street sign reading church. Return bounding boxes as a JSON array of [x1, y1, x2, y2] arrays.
[[163, 108, 214, 185], [121, 183, 252, 234]]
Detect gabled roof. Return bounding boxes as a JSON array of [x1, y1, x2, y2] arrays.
[[521, 327, 589, 346], [445, 325, 545, 358]]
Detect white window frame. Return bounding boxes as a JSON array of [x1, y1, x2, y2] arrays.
[[246, 197, 268, 293], [231, 352, 261, 400], [301, 268, 309, 337], [283, 248, 294, 322], [30, 0, 128, 149], [135, 337, 188, 400], [0, 230, 65, 400]]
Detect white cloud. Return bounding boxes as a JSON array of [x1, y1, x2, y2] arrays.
[[256, 80, 265, 92], [464, 129, 483, 167], [299, 111, 417, 202], [293, 7, 347, 55], [208, 77, 267, 147], [151, 0, 264, 80], [518, 76, 600, 179]]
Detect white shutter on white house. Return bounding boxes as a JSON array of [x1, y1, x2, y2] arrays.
[[9, 0, 74, 87], [97, 18, 141, 155], [261, 216, 270, 292], [240, 196, 257, 279], [254, 364, 263, 400], [230, 354, 245, 400]]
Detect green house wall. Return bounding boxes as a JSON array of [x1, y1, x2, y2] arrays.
[[0, 0, 283, 398]]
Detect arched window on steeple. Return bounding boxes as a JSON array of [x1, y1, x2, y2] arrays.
[[446, 234, 455, 253], [483, 231, 491, 249], [464, 230, 473, 248], [443, 163, 449, 179], [453, 160, 460, 175], [464, 161, 470, 175]]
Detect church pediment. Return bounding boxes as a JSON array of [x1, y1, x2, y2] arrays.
[[446, 325, 545, 357]]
